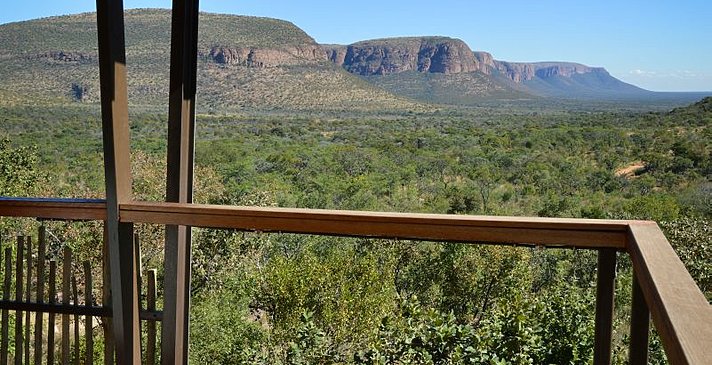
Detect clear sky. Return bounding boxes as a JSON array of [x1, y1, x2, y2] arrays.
[[2, 0, 711, 92]]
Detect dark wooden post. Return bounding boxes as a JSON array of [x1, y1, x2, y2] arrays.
[[628, 269, 650, 365], [162, 0, 199, 364], [96, 0, 140, 363], [593, 249, 617, 365]]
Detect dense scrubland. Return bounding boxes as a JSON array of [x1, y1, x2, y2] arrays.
[[0, 97, 710, 364]]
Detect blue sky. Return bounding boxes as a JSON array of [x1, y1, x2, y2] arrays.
[[2, 1, 711, 91]]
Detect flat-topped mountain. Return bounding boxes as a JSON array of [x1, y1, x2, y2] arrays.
[[1, 9, 699, 112], [323, 37, 650, 103], [326, 37, 480, 75]]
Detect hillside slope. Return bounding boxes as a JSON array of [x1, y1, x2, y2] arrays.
[[1, 10, 695, 112], [0, 9, 425, 112]]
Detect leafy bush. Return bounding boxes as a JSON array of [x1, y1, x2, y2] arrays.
[[357, 287, 595, 365], [0, 138, 40, 196], [661, 217, 712, 301], [257, 237, 399, 345]]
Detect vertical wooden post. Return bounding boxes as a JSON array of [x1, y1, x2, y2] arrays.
[[146, 270, 157, 365], [73, 277, 80, 365], [628, 269, 650, 365], [23, 237, 31, 365], [163, 0, 200, 364], [95, 0, 139, 363], [33, 227, 46, 365], [62, 247, 71, 365], [103, 228, 115, 365], [48, 261, 57, 365], [14, 237, 24, 365], [85, 261, 94, 365], [593, 249, 616, 365], [134, 234, 142, 304], [1, 248, 11, 365]]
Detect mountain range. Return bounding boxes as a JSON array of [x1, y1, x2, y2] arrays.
[[0, 9, 707, 112]]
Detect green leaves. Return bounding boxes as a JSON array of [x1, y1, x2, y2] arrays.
[[661, 218, 712, 301], [0, 138, 40, 197]]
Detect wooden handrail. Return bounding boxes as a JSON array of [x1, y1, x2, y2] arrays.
[[627, 223, 712, 365], [0, 197, 107, 221], [0, 197, 710, 363], [120, 201, 630, 249]]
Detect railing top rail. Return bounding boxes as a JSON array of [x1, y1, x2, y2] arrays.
[[0, 197, 107, 221], [120, 201, 629, 249], [122, 201, 633, 229], [627, 223, 712, 365]]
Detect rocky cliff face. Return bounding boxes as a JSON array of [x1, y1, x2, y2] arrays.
[[203, 44, 326, 67], [531, 63, 605, 78], [472, 52, 604, 83], [482, 58, 604, 83], [323, 45, 347, 65], [492, 61, 536, 82], [473, 51, 495, 73], [331, 37, 480, 76], [326, 38, 608, 85]]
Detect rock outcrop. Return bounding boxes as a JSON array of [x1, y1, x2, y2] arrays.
[[472, 52, 604, 83], [492, 61, 536, 82], [204, 44, 326, 67], [473, 51, 495, 74], [532, 63, 604, 78], [493, 61, 607, 83], [332, 37, 480, 76], [32, 51, 94, 64], [327, 38, 609, 85], [323, 45, 347, 65]]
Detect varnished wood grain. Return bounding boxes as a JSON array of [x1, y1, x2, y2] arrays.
[[0, 198, 106, 221], [628, 223, 712, 365], [121, 202, 629, 249]]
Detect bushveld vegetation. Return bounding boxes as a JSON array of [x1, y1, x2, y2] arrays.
[[0, 97, 710, 364]]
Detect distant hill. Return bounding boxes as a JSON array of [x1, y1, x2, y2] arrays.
[[0, 9, 425, 112], [511, 63, 651, 99], [0, 9, 707, 112], [666, 96, 712, 121], [325, 37, 653, 105]]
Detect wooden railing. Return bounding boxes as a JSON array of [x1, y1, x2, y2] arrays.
[[0, 235, 109, 365], [0, 200, 161, 364], [0, 197, 710, 364]]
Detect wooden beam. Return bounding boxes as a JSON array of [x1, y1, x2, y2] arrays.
[[122, 202, 632, 231], [121, 202, 629, 249], [593, 248, 616, 365], [627, 223, 712, 365], [0, 197, 106, 220], [163, 0, 199, 364], [0, 301, 111, 317], [629, 269, 650, 365], [95, 0, 140, 363]]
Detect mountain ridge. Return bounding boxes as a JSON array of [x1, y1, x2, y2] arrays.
[[324, 36, 651, 103], [0, 9, 426, 112], [0, 9, 703, 111]]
